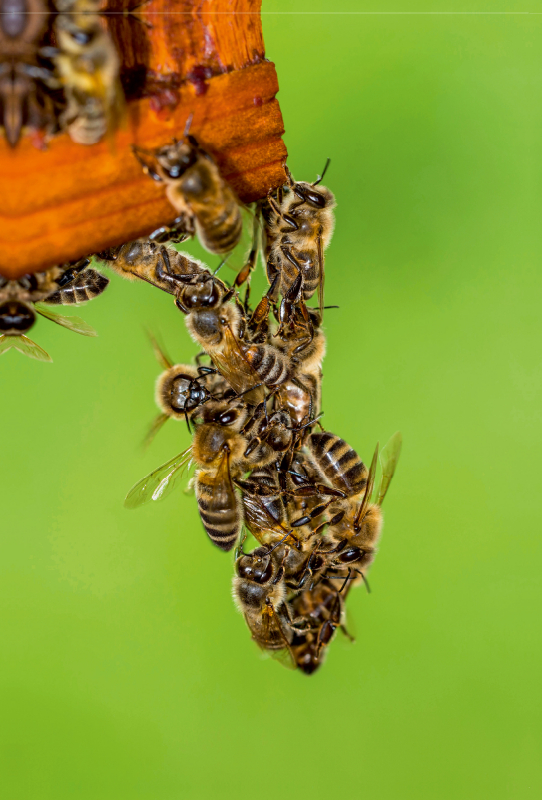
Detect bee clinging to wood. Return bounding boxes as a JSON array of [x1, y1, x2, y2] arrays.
[[133, 123, 244, 255]]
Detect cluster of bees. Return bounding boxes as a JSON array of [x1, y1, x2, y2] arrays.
[[0, 127, 401, 673], [0, 0, 123, 146]]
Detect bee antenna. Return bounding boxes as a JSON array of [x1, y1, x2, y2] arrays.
[[213, 256, 229, 276], [355, 569, 371, 594], [267, 531, 293, 553], [313, 158, 331, 186]]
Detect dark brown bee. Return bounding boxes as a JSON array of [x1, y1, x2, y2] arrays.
[[232, 538, 296, 667], [53, 0, 124, 145], [133, 130, 243, 255], [290, 578, 352, 675], [0, 258, 108, 361], [97, 240, 209, 296], [265, 163, 335, 316], [0, 0, 62, 145]]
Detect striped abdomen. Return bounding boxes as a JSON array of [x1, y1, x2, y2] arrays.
[[46, 269, 109, 305], [243, 344, 289, 387], [196, 468, 242, 551], [181, 162, 243, 254], [309, 432, 368, 498], [277, 244, 320, 300]]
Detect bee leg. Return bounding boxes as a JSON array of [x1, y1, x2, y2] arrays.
[[234, 531, 248, 560], [132, 146, 163, 182]]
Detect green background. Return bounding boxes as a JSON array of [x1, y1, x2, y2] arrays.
[[2, 2, 542, 797]]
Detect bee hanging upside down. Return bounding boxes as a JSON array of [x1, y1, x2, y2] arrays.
[[0, 258, 109, 361]]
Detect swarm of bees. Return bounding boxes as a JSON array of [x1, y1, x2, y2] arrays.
[[93, 129, 403, 674], [0, 0, 123, 146]]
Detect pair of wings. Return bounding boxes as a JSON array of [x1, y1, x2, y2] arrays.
[[0, 303, 97, 362], [354, 431, 403, 529], [124, 445, 194, 509]]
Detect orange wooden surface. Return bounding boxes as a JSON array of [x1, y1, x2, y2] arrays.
[[0, 0, 287, 278]]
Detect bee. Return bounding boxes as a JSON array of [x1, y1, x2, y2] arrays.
[[125, 401, 297, 551], [97, 240, 209, 296], [311, 432, 402, 588], [53, 0, 124, 145], [237, 456, 345, 593], [132, 128, 243, 255], [0, 258, 108, 360], [232, 537, 297, 668], [274, 307, 326, 425], [146, 333, 228, 443], [176, 271, 296, 402], [264, 162, 335, 317], [0, 0, 62, 145], [290, 578, 352, 675]]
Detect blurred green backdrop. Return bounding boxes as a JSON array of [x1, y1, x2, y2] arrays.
[[2, 1, 542, 797]]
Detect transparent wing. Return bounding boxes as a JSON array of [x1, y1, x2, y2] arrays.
[[260, 608, 297, 670], [124, 445, 192, 509], [35, 304, 97, 337], [354, 442, 379, 528], [0, 334, 52, 362], [211, 324, 263, 395], [143, 413, 169, 450], [147, 330, 173, 370], [242, 491, 290, 546], [376, 431, 402, 506]]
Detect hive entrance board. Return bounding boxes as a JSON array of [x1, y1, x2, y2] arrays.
[[0, 0, 287, 278]]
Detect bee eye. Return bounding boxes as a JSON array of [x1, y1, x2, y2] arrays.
[[70, 30, 94, 45], [216, 410, 237, 425], [165, 165, 182, 179]]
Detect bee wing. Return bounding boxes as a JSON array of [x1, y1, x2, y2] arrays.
[[143, 413, 169, 450], [252, 608, 296, 671], [375, 431, 402, 506], [242, 492, 290, 546], [354, 443, 379, 529], [124, 445, 193, 509], [0, 334, 52, 362], [34, 304, 97, 337], [211, 324, 262, 395], [146, 330, 173, 369], [317, 225, 325, 320]]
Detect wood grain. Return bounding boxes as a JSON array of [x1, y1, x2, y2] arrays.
[[0, 0, 287, 278]]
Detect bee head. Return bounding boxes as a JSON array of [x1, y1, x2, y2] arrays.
[[0, 301, 35, 334], [157, 141, 198, 180]]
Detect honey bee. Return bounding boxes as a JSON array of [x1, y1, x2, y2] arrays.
[[290, 578, 351, 675], [0, 258, 108, 360], [274, 307, 326, 425], [146, 333, 227, 441], [310, 432, 402, 588], [238, 455, 345, 593], [176, 271, 296, 402], [125, 400, 297, 551], [232, 537, 296, 668], [53, 0, 124, 145], [132, 129, 243, 255], [264, 163, 335, 317], [97, 240, 209, 295], [0, 0, 62, 145]]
